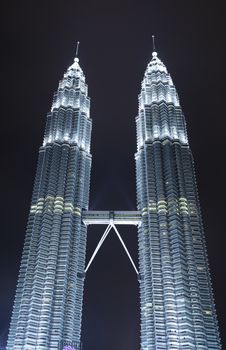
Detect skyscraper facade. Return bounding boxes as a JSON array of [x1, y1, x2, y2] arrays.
[[7, 57, 92, 349], [135, 51, 221, 349], [7, 47, 221, 350]]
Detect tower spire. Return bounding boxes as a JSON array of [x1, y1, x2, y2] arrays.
[[152, 34, 156, 52], [76, 41, 80, 58], [151, 35, 158, 59]]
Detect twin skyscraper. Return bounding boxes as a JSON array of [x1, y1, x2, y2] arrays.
[[7, 44, 221, 349]]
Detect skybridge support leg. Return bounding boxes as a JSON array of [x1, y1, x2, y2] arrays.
[[85, 222, 139, 276], [85, 224, 112, 273], [112, 224, 139, 275]]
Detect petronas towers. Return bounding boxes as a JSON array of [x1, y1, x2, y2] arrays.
[[7, 46, 221, 349]]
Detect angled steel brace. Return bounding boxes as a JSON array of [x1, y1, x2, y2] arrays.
[[85, 223, 139, 275], [85, 224, 112, 273], [112, 224, 139, 275]]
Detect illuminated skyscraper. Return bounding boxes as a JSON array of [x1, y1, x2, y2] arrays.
[[7, 54, 92, 349], [135, 47, 221, 349], [7, 44, 221, 350]]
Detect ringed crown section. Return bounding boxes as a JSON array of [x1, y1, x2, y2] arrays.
[[136, 51, 188, 147], [7, 55, 92, 349], [135, 49, 221, 349], [43, 56, 91, 152]]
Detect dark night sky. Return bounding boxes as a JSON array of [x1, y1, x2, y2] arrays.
[[1, 0, 226, 349]]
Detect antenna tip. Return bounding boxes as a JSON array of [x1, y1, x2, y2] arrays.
[[152, 34, 156, 54], [75, 41, 80, 58]]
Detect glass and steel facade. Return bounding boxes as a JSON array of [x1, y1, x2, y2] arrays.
[[7, 57, 92, 349], [135, 51, 221, 349]]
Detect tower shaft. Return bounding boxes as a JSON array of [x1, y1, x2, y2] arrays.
[[136, 52, 221, 349], [7, 58, 91, 349]]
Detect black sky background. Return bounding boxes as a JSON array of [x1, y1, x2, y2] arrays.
[[1, 0, 226, 349]]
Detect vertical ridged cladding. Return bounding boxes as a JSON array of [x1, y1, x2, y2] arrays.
[[135, 53, 221, 349], [7, 58, 92, 349]]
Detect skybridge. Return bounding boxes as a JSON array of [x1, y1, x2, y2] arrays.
[[82, 210, 141, 275], [82, 210, 141, 226]]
